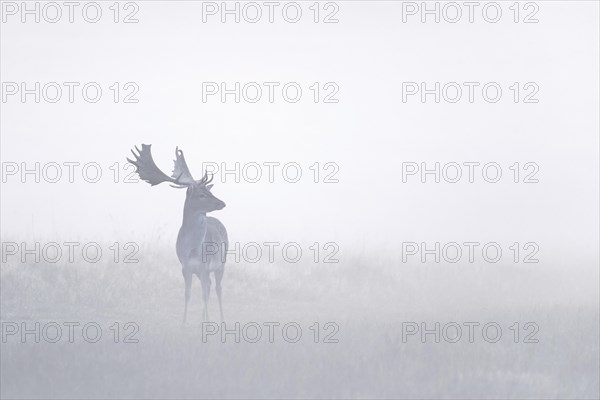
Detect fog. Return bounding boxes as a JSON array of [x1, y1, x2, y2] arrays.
[[1, 1, 599, 399]]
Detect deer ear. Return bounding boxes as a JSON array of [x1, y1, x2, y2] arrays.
[[206, 184, 214, 191]]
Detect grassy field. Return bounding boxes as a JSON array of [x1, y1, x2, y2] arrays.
[[1, 243, 598, 399]]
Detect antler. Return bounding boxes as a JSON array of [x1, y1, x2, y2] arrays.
[[198, 171, 214, 185], [171, 147, 196, 186], [128, 144, 213, 188], [127, 144, 188, 187]]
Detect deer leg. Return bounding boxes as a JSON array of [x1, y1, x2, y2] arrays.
[[182, 270, 192, 326], [215, 269, 224, 322], [200, 272, 211, 322]]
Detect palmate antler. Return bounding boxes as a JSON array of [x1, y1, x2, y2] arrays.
[[127, 144, 184, 187], [170, 146, 214, 186], [127, 144, 213, 187]]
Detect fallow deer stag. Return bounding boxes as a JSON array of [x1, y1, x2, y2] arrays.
[[127, 144, 228, 323]]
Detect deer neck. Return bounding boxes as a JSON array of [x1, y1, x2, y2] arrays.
[[182, 199, 207, 227]]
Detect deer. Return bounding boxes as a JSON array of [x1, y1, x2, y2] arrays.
[[127, 144, 228, 324]]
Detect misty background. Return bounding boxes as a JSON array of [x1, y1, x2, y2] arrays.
[[1, 1, 599, 399]]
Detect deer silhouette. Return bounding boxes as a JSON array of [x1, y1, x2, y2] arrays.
[[128, 144, 228, 323]]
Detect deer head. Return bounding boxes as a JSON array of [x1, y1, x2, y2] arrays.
[[127, 144, 226, 213]]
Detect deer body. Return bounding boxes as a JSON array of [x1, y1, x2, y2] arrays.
[[128, 144, 228, 323], [177, 212, 228, 322]]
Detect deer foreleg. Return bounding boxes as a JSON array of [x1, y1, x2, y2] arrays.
[[182, 270, 192, 325], [200, 272, 211, 322], [215, 269, 224, 322]]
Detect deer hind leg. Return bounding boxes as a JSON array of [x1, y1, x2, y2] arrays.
[[182, 269, 192, 326], [199, 271, 211, 322], [214, 268, 224, 322]]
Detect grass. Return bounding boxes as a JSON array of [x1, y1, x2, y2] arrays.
[[1, 241, 598, 399]]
